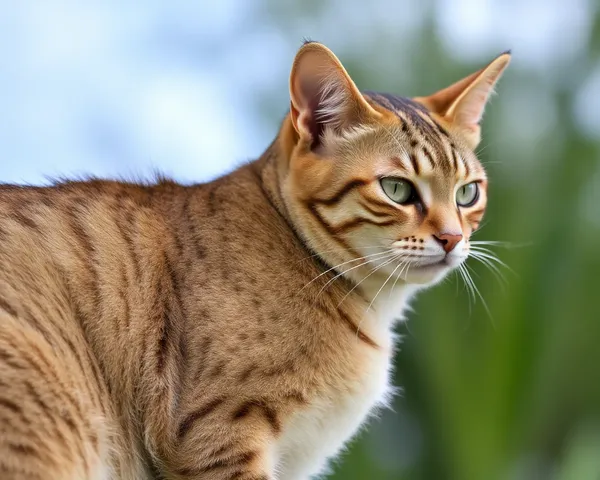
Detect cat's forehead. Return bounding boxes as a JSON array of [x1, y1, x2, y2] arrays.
[[363, 91, 435, 132], [351, 91, 485, 179]]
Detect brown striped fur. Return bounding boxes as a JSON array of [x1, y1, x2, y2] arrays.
[[0, 42, 509, 479]]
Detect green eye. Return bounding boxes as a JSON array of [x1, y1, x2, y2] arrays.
[[380, 178, 414, 204], [456, 182, 479, 207]]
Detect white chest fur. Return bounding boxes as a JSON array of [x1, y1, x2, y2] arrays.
[[273, 341, 394, 480], [271, 283, 412, 479]]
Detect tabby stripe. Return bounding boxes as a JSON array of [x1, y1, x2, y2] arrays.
[[365, 197, 401, 210], [0, 297, 18, 317], [208, 360, 226, 379], [433, 122, 451, 138], [193, 335, 213, 382], [0, 347, 55, 384], [68, 209, 102, 317], [206, 439, 241, 460], [314, 299, 379, 350], [6, 443, 38, 456], [207, 184, 218, 216], [174, 451, 257, 477], [462, 157, 471, 177], [178, 397, 226, 440], [154, 293, 171, 374], [19, 305, 56, 347], [238, 363, 257, 382], [409, 154, 421, 175], [155, 252, 184, 374], [10, 210, 38, 230], [232, 400, 281, 435], [201, 451, 257, 473], [118, 265, 131, 328], [451, 149, 459, 172], [116, 211, 141, 281], [305, 203, 362, 259], [422, 146, 436, 169], [260, 404, 281, 434], [339, 310, 379, 349], [359, 200, 395, 219], [333, 217, 395, 234], [0, 397, 22, 415], [24, 381, 52, 418], [317, 179, 368, 206], [390, 156, 410, 173], [0, 350, 24, 372]]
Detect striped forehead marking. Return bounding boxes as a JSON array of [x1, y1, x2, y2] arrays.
[[363, 90, 460, 174]]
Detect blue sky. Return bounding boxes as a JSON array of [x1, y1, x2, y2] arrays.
[[0, 0, 596, 185]]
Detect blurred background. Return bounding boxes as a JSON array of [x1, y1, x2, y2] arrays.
[[1, 1, 599, 479]]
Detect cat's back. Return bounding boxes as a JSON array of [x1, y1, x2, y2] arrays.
[[0, 179, 179, 479]]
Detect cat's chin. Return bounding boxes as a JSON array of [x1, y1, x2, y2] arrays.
[[403, 262, 454, 286]]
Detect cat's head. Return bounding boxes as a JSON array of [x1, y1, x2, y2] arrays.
[[280, 41, 510, 288]]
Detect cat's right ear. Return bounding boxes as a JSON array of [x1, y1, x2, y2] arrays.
[[289, 42, 380, 151]]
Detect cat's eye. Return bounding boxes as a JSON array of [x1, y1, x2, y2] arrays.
[[380, 178, 415, 204], [456, 182, 479, 207]]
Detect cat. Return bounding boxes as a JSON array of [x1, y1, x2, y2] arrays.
[[0, 41, 509, 479]]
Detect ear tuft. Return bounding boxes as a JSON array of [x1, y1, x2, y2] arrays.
[[289, 42, 379, 151]]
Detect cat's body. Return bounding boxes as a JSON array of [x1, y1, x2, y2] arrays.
[[0, 164, 396, 480], [0, 42, 509, 479]]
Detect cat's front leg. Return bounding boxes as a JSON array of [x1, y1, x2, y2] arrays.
[[154, 399, 279, 480], [162, 444, 276, 480]]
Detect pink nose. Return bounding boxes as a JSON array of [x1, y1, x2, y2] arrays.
[[433, 233, 462, 253]]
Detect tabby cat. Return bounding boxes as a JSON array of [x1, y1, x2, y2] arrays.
[[0, 42, 509, 479]]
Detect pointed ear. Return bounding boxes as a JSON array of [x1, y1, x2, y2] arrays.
[[289, 42, 380, 151], [415, 51, 511, 149]]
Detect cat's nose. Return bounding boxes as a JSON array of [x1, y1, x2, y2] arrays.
[[433, 233, 462, 253]]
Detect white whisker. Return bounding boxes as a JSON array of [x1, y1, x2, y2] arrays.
[[366, 255, 408, 313], [468, 252, 508, 289], [300, 250, 394, 292], [316, 251, 397, 298], [463, 263, 495, 328], [337, 253, 405, 308], [468, 247, 516, 276]]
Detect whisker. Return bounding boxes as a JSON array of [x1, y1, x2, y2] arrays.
[[388, 256, 411, 300], [316, 251, 397, 298], [366, 255, 407, 313], [353, 254, 408, 339], [458, 264, 474, 315], [470, 240, 533, 249], [468, 253, 508, 289], [337, 253, 406, 308], [468, 247, 517, 276], [300, 250, 394, 292], [295, 245, 387, 264], [463, 263, 495, 329]]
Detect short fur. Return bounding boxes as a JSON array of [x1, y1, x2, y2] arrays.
[[0, 42, 509, 479]]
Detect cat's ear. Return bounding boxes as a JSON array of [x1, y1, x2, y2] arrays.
[[289, 42, 380, 151], [415, 51, 511, 149]]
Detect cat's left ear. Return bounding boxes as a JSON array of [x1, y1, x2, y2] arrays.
[[289, 42, 381, 151], [415, 51, 511, 149]]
